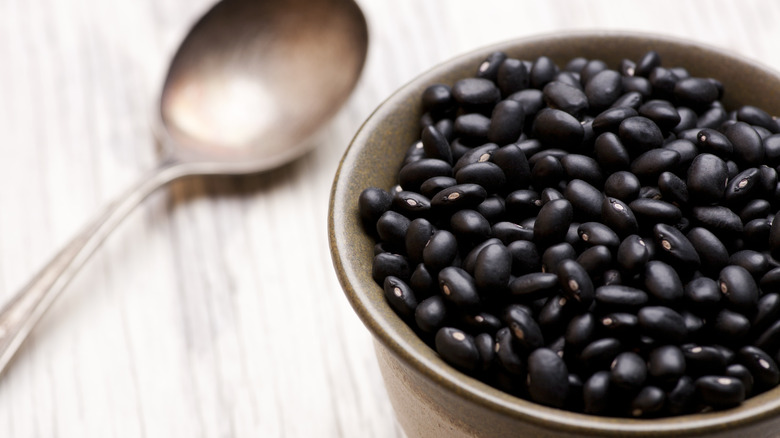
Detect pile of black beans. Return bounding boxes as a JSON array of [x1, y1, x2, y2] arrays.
[[358, 50, 780, 418]]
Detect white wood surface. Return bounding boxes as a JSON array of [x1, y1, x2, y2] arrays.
[[0, 1, 779, 437]]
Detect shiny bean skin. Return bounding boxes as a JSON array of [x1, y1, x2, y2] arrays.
[[667, 376, 697, 415], [507, 240, 541, 275], [710, 308, 751, 343], [415, 295, 448, 334], [421, 84, 455, 116], [431, 183, 488, 211], [509, 272, 559, 301], [644, 260, 684, 303], [585, 69, 623, 110], [494, 326, 526, 375], [531, 155, 565, 189], [630, 386, 666, 417], [565, 179, 605, 222], [533, 108, 584, 150], [684, 276, 722, 310], [474, 243, 512, 293], [406, 218, 436, 264], [492, 144, 531, 190], [629, 198, 682, 227], [542, 242, 577, 273], [558, 259, 595, 308], [674, 77, 719, 110], [452, 77, 500, 109], [592, 106, 638, 135], [566, 313, 597, 349], [410, 263, 436, 299], [399, 158, 453, 192], [435, 327, 481, 372], [530, 56, 559, 89], [392, 190, 432, 217], [696, 128, 733, 158], [687, 153, 728, 204], [724, 121, 765, 167], [684, 345, 729, 376], [657, 171, 689, 206], [491, 221, 534, 244], [751, 293, 780, 336], [453, 143, 498, 173], [583, 371, 612, 415], [653, 223, 701, 273], [560, 154, 603, 187], [729, 250, 770, 279], [454, 113, 491, 143], [504, 304, 544, 350], [578, 222, 620, 250], [543, 81, 588, 118], [600, 312, 638, 339], [462, 238, 501, 274], [638, 99, 680, 132], [450, 209, 490, 244], [604, 171, 641, 202], [372, 252, 411, 284], [488, 100, 526, 145], [616, 234, 650, 276], [737, 346, 780, 389], [358, 187, 393, 227], [648, 345, 686, 383], [602, 197, 639, 237], [576, 245, 612, 276], [695, 376, 745, 409], [663, 138, 699, 169], [690, 205, 744, 236], [719, 265, 759, 314], [423, 230, 459, 272], [534, 198, 573, 247], [619, 116, 664, 156], [438, 266, 480, 309], [610, 351, 647, 391], [595, 285, 649, 311], [594, 132, 631, 174], [421, 125, 453, 164], [527, 348, 570, 408], [638, 306, 687, 344], [420, 176, 457, 199], [497, 58, 529, 96], [383, 276, 418, 320], [581, 338, 623, 371]]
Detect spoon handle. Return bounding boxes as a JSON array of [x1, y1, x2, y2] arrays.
[[0, 160, 188, 376]]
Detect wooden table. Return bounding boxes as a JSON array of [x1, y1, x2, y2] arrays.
[[0, 0, 779, 436]]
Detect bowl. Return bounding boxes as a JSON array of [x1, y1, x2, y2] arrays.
[[328, 31, 780, 437]]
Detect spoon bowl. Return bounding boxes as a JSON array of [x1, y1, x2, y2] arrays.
[[0, 0, 367, 375]]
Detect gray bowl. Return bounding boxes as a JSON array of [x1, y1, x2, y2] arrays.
[[329, 31, 780, 437]]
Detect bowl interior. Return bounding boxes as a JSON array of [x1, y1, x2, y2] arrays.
[[329, 31, 780, 434]]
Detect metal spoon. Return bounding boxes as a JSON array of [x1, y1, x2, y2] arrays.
[[0, 0, 368, 375]]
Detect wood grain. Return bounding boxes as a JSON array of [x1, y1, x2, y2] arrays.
[[0, 0, 778, 436]]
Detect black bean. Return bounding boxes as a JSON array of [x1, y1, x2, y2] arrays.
[[690, 205, 744, 236], [719, 265, 759, 314], [566, 313, 597, 349], [494, 326, 526, 375], [414, 295, 448, 333], [578, 222, 620, 250], [557, 259, 594, 308], [697, 105, 729, 130], [540, 187, 565, 204], [684, 276, 721, 310], [630, 386, 666, 417], [770, 210, 780, 259], [586, 69, 623, 110], [724, 121, 765, 167], [543, 81, 588, 118], [449, 210, 489, 244], [664, 139, 699, 169], [737, 346, 780, 390], [454, 113, 491, 142], [611, 91, 643, 109], [497, 58, 530, 96], [579, 59, 608, 86], [592, 107, 638, 135], [452, 77, 500, 108], [410, 263, 436, 298], [674, 107, 698, 134], [488, 100, 526, 145], [633, 51, 660, 77], [667, 375, 696, 415], [674, 77, 719, 110], [623, 75, 654, 98], [541, 242, 577, 273], [653, 223, 700, 273], [508, 89, 545, 117], [507, 240, 541, 275], [739, 199, 771, 223], [462, 238, 501, 274], [392, 190, 432, 217], [531, 155, 565, 190], [576, 245, 612, 276], [431, 183, 488, 211], [405, 218, 435, 264], [423, 230, 458, 272], [383, 276, 418, 319], [527, 348, 570, 408], [644, 260, 684, 303], [438, 266, 479, 309], [453, 144, 498, 173], [399, 158, 454, 192], [491, 221, 534, 244], [696, 128, 733, 158], [638, 306, 687, 344], [600, 312, 639, 339], [435, 327, 481, 372], [743, 219, 771, 250], [631, 149, 681, 183], [616, 234, 649, 276], [372, 252, 411, 284], [509, 272, 559, 301], [534, 198, 573, 248], [564, 179, 605, 222], [421, 125, 453, 164], [648, 345, 686, 383], [583, 371, 612, 415], [455, 162, 506, 193], [581, 338, 623, 371], [758, 165, 778, 195], [419, 176, 456, 199], [649, 67, 679, 99], [630, 198, 682, 227], [476, 51, 507, 81], [686, 153, 728, 205], [619, 116, 664, 156], [560, 154, 603, 187], [532, 108, 584, 150], [504, 304, 544, 350], [602, 197, 639, 237], [710, 308, 751, 344], [695, 375, 745, 409], [492, 144, 531, 190], [752, 293, 780, 336], [474, 243, 512, 293], [656, 172, 688, 207], [474, 333, 496, 372], [755, 320, 780, 356], [530, 56, 559, 89], [683, 345, 729, 376], [737, 105, 778, 133], [725, 167, 761, 206], [422, 84, 455, 116], [359, 187, 393, 227], [376, 210, 411, 246], [638, 99, 680, 133], [729, 250, 769, 279], [595, 285, 649, 311], [538, 294, 574, 334], [604, 171, 641, 202], [764, 134, 780, 166], [610, 351, 647, 391]]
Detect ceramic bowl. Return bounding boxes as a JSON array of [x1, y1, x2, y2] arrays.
[[328, 31, 780, 437]]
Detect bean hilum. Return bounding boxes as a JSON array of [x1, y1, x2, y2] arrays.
[[358, 49, 780, 418]]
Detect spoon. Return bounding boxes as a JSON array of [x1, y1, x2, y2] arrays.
[[0, 0, 368, 375]]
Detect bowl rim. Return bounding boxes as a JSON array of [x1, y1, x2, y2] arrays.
[[329, 29, 780, 435]]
